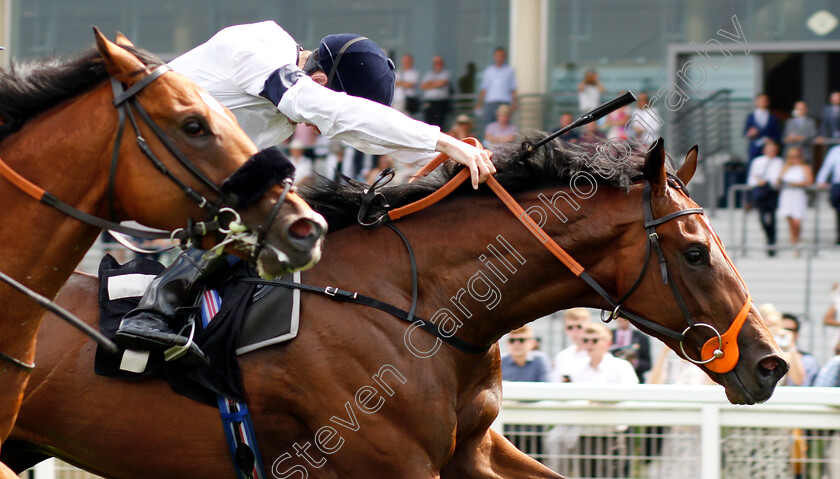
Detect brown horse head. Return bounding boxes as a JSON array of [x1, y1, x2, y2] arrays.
[[302, 134, 786, 404], [614, 138, 786, 403], [90, 28, 325, 275]]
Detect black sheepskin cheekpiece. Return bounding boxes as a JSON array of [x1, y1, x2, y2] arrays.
[[221, 146, 296, 209]]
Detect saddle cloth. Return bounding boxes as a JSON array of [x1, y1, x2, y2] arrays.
[[94, 254, 300, 406]]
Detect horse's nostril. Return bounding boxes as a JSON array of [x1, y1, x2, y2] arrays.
[[289, 218, 315, 239], [756, 355, 788, 382], [759, 357, 778, 371]]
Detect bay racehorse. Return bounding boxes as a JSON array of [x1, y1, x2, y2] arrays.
[[0, 29, 325, 477], [4, 136, 786, 478]]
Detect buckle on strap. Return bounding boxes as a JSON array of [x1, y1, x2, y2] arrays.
[[324, 286, 358, 300]]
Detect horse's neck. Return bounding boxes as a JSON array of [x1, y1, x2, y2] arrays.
[[309, 188, 636, 348], [0, 85, 113, 316]]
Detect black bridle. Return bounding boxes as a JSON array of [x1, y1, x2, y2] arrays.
[[107, 64, 232, 222], [0, 62, 293, 371], [353, 148, 749, 371], [579, 181, 725, 364]]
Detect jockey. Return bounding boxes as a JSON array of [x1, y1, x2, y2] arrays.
[[114, 21, 495, 366]]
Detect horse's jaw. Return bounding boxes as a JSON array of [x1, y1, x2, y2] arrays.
[[711, 352, 788, 405]]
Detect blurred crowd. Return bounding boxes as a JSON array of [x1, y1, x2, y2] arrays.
[[500, 301, 840, 478], [278, 54, 663, 190], [742, 91, 840, 258]]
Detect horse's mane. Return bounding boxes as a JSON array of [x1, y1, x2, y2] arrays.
[[301, 131, 676, 231], [0, 43, 164, 139]]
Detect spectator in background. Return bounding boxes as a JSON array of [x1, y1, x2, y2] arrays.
[[816, 91, 840, 146], [551, 308, 591, 381], [420, 55, 452, 128], [475, 46, 518, 126], [815, 350, 840, 387], [501, 325, 550, 460], [628, 92, 662, 148], [743, 92, 781, 162], [556, 112, 580, 144], [747, 140, 784, 256], [552, 323, 637, 478], [483, 104, 517, 148], [783, 100, 817, 164], [775, 146, 813, 256], [577, 68, 605, 114], [611, 316, 651, 383], [554, 322, 638, 385], [821, 282, 840, 348], [604, 103, 630, 141], [447, 114, 474, 141], [758, 304, 801, 385], [780, 313, 819, 387], [287, 139, 314, 186], [816, 144, 840, 244], [393, 54, 420, 117], [501, 325, 550, 382]]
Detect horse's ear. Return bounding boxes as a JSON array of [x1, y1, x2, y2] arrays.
[[114, 31, 135, 48], [643, 137, 667, 197], [93, 27, 146, 82], [677, 145, 699, 185]]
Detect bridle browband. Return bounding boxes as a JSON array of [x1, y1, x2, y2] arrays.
[[360, 138, 752, 373]]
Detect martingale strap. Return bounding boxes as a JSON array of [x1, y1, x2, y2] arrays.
[[200, 290, 266, 479]]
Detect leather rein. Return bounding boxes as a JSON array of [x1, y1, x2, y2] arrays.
[[359, 138, 751, 374]]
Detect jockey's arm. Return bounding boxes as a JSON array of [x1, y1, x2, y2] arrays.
[[271, 69, 494, 188]]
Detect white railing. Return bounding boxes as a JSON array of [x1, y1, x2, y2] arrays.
[[495, 382, 840, 479], [27, 383, 840, 478]]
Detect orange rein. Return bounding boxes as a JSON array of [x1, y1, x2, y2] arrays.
[[0, 155, 48, 201], [389, 138, 750, 374]]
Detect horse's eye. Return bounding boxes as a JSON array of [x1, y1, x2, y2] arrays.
[[684, 248, 706, 266], [182, 120, 206, 137]]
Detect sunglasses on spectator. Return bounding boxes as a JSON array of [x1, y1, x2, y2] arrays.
[[508, 337, 531, 344], [582, 337, 602, 344], [566, 324, 583, 331]]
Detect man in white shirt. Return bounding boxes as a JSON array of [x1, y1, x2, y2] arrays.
[[551, 323, 637, 478], [556, 323, 638, 385], [747, 140, 784, 256], [116, 22, 495, 365], [393, 54, 420, 117], [420, 55, 452, 128], [551, 308, 591, 382]]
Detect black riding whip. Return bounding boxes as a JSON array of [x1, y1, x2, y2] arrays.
[[515, 91, 637, 162]]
